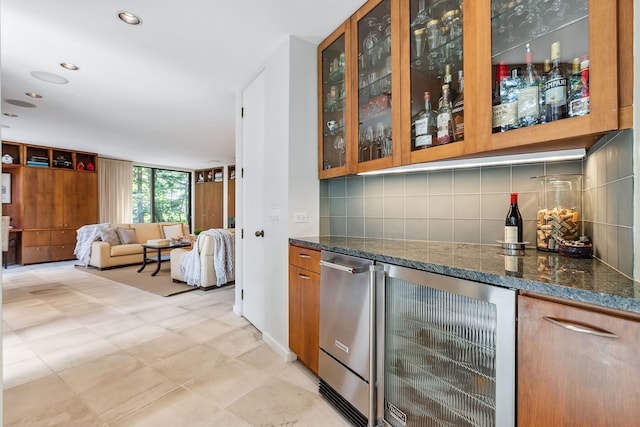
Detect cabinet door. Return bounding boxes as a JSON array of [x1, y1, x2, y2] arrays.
[[518, 295, 640, 426], [352, 0, 401, 173], [289, 264, 320, 374], [402, 0, 468, 166], [22, 246, 51, 264], [22, 167, 54, 228], [70, 171, 98, 227], [484, 0, 618, 153], [318, 21, 352, 178]]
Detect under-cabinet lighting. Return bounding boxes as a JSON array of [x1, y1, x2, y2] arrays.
[[358, 149, 586, 176]]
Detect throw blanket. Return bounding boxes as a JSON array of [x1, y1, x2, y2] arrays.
[[180, 229, 235, 287], [74, 223, 109, 266]]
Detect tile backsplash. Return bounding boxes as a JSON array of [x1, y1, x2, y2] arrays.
[[320, 129, 634, 278]]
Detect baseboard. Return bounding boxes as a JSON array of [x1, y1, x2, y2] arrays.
[[262, 331, 297, 363], [233, 304, 242, 317]]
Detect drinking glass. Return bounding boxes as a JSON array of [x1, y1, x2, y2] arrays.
[[412, 0, 433, 29], [362, 17, 381, 67]]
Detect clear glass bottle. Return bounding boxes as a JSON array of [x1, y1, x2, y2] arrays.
[[413, 91, 437, 149], [452, 70, 464, 141], [544, 42, 568, 122], [436, 84, 454, 145], [500, 67, 521, 131], [518, 43, 540, 127]]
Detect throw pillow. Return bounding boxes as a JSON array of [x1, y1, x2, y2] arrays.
[[99, 227, 121, 246], [116, 228, 138, 244], [163, 224, 184, 240]]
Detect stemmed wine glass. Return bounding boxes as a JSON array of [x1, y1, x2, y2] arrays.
[[412, 0, 433, 29], [334, 136, 346, 166], [362, 17, 381, 68]]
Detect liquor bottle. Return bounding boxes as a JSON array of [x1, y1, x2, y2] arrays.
[[568, 54, 590, 117], [504, 192, 523, 244], [500, 67, 521, 131], [413, 91, 437, 149], [492, 61, 509, 133], [544, 42, 568, 122], [436, 84, 454, 145], [538, 59, 551, 123], [452, 70, 464, 141], [439, 64, 457, 108], [518, 43, 541, 127]]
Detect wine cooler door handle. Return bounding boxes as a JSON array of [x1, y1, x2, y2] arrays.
[[542, 316, 619, 339], [320, 259, 368, 274]]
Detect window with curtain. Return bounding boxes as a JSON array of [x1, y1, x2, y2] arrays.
[[132, 166, 191, 225]]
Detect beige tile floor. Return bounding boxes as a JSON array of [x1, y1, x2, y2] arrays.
[[2, 261, 350, 426]]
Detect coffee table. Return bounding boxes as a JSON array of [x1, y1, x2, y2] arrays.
[[138, 241, 192, 276]]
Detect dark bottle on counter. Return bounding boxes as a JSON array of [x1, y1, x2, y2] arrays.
[[504, 192, 523, 244], [452, 69, 464, 141], [544, 42, 568, 122]]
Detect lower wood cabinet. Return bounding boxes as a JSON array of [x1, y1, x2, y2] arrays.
[[288, 244, 320, 375], [21, 228, 77, 264], [518, 295, 640, 426]]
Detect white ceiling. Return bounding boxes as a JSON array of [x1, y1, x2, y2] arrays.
[[1, 0, 365, 170]]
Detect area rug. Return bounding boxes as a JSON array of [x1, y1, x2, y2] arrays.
[[75, 264, 197, 297]]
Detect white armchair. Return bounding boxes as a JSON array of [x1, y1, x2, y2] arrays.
[[170, 231, 235, 289]]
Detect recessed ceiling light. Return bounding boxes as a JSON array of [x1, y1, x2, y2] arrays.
[[60, 62, 79, 71], [3, 113, 18, 118], [1, 124, 9, 128], [4, 99, 36, 108], [118, 11, 142, 25], [31, 71, 68, 84], [25, 92, 43, 98]]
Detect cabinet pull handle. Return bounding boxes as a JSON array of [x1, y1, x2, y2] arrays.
[[542, 316, 619, 339], [298, 254, 311, 259], [297, 274, 311, 280]]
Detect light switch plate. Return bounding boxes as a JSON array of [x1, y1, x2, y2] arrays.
[[293, 212, 308, 223]]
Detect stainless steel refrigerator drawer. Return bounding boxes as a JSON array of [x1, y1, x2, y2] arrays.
[[319, 349, 369, 418]]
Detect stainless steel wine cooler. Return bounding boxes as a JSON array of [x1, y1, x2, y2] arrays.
[[381, 264, 516, 427]]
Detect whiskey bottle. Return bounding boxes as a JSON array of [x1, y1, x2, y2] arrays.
[[413, 91, 437, 150], [544, 42, 568, 122], [452, 70, 464, 141], [492, 61, 509, 133], [436, 84, 454, 145], [568, 54, 590, 117], [518, 43, 541, 127]]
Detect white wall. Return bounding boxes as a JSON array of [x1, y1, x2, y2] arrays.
[[236, 35, 319, 359]]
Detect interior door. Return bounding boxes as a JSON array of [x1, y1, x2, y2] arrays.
[[241, 71, 266, 331]]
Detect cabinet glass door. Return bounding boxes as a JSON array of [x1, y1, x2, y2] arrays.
[[356, 0, 394, 167], [409, 0, 464, 152], [320, 32, 348, 174], [490, 0, 590, 133]]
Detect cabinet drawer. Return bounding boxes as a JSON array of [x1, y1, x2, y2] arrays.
[[50, 244, 75, 261], [22, 246, 51, 264], [22, 230, 51, 247], [51, 229, 76, 245], [289, 245, 320, 273]]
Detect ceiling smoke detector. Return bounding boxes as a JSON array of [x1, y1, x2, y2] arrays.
[[118, 11, 142, 25]]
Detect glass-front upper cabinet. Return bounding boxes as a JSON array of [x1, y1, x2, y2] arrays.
[[319, 22, 352, 179], [353, 0, 399, 173], [408, 0, 464, 156], [487, 0, 617, 147]]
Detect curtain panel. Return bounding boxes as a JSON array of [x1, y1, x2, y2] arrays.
[[99, 158, 133, 224]]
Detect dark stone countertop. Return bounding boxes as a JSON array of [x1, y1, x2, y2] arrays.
[[290, 236, 640, 314]]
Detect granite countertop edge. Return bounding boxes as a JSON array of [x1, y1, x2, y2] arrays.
[[290, 237, 640, 315]]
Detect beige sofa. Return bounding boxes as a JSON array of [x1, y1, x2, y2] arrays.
[[88, 222, 190, 269], [170, 230, 235, 289]]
